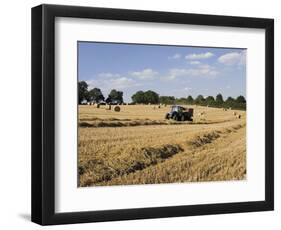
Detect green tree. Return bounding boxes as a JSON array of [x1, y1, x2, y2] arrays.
[[205, 96, 215, 104], [186, 95, 194, 104], [195, 95, 205, 104], [107, 89, 123, 104], [159, 96, 175, 105], [88, 88, 104, 102], [236, 95, 246, 103], [225, 96, 235, 108], [143, 90, 159, 104], [132, 90, 159, 104], [175, 97, 188, 104], [225, 96, 235, 103], [78, 81, 89, 103], [131, 91, 145, 104], [216, 93, 224, 104]]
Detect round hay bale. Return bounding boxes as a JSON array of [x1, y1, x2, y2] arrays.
[[114, 106, 121, 112]]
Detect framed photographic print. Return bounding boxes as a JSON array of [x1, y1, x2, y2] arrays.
[[31, 4, 274, 225]]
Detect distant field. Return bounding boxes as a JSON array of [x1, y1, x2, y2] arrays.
[[78, 104, 246, 187]]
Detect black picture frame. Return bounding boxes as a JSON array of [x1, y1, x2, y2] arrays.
[[31, 4, 274, 225]]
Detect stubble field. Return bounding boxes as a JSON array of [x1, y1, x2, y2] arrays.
[[78, 104, 246, 187]]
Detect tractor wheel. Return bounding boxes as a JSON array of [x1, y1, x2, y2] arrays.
[[172, 114, 178, 121]]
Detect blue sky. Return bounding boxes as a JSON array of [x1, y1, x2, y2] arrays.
[[78, 42, 246, 102]]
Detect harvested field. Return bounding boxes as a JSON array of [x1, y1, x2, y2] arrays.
[[78, 104, 246, 187]]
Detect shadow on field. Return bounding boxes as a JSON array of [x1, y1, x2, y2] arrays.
[[79, 144, 184, 187]]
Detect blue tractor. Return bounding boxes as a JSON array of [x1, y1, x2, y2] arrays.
[[165, 105, 194, 121]]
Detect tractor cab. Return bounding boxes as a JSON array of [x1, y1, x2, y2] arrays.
[[171, 105, 185, 113], [165, 105, 193, 121]]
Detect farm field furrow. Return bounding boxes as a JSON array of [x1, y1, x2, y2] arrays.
[[98, 124, 246, 185], [78, 105, 246, 187]]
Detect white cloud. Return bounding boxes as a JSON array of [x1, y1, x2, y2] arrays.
[[185, 52, 214, 60], [130, 68, 158, 80], [184, 87, 192, 91], [87, 77, 140, 91], [169, 87, 193, 98], [189, 61, 201, 65], [97, 73, 120, 78], [218, 51, 246, 65], [168, 53, 181, 59], [107, 77, 139, 89], [166, 64, 219, 80]]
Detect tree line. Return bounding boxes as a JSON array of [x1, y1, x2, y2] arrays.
[[79, 81, 246, 110], [182, 94, 246, 110], [131, 91, 246, 110], [79, 81, 124, 104]]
